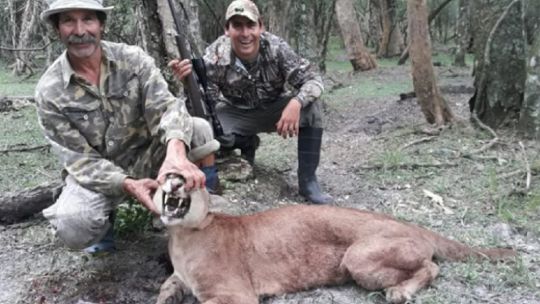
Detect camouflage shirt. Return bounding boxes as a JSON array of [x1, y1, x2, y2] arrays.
[[203, 32, 324, 109], [35, 41, 192, 197]]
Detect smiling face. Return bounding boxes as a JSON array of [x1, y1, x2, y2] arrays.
[[225, 15, 264, 62], [56, 9, 103, 62]]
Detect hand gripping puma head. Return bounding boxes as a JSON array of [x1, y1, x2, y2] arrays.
[[153, 174, 210, 228]]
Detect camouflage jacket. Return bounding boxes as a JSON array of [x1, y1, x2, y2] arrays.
[[35, 41, 192, 196], [203, 32, 324, 109]]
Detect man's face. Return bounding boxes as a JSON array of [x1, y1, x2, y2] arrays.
[[57, 10, 103, 61], [225, 16, 263, 62]]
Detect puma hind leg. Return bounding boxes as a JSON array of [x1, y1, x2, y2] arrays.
[[340, 237, 439, 303], [385, 259, 439, 303]]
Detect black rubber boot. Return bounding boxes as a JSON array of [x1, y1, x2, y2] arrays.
[[298, 127, 333, 204], [232, 134, 260, 165]]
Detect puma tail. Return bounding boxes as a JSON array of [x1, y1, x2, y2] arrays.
[[426, 230, 516, 262]]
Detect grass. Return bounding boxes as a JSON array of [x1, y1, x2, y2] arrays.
[[0, 107, 60, 192], [0, 61, 39, 96], [325, 35, 475, 73], [1, 40, 539, 304]]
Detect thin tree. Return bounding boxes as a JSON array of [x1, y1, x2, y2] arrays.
[[407, 0, 454, 125], [335, 0, 377, 71], [453, 0, 469, 67], [376, 0, 404, 58], [398, 0, 454, 65]]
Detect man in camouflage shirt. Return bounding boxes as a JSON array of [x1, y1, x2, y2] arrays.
[[171, 0, 332, 204], [36, 0, 219, 253]]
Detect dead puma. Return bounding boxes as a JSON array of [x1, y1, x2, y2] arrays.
[[153, 179, 516, 304]]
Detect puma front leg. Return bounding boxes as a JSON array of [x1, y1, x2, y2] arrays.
[[156, 274, 188, 304]]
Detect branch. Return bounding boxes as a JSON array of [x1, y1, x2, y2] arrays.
[[0, 144, 51, 153], [400, 136, 437, 150], [358, 162, 458, 171], [462, 114, 499, 157], [196, 0, 220, 24], [0, 180, 63, 224], [0, 41, 52, 52]]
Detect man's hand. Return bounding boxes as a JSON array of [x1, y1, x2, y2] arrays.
[[168, 59, 192, 85], [157, 139, 206, 191], [276, 98, 302, 139], [122, 178, 160, 214]]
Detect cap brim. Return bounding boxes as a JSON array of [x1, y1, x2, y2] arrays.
[[40, 6, 114, 23], [226, 12, 258, 23]]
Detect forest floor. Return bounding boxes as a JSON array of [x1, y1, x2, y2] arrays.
[[1, 61, 539, 304]]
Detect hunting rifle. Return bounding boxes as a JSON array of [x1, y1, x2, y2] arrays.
[[166, 0, 233, 147]]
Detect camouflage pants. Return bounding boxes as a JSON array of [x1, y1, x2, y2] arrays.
[[42, 117, 219, 249], [215, 97, 323, 135]]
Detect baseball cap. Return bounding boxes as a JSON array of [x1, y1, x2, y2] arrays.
[[225, 0, 260, 23]]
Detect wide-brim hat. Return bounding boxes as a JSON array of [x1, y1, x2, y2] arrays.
[[41, 0, 114, 23], [225, 0, 260, 23]]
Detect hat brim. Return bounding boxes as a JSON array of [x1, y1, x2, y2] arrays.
[[226, 12, 258, 23], [41, 6, 114, 23]]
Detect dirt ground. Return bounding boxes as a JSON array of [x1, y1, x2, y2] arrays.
[[1, 63, 539, 304]]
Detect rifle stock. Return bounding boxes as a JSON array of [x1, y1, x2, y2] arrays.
[[167, 0, 231, 144], [168, 0, 207, 119]]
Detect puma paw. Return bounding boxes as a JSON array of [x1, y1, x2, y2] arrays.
[[385, 286, 412, 304]]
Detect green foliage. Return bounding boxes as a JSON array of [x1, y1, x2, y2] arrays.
[[496, 189, 540, 236], [114, 199, 154, 238]]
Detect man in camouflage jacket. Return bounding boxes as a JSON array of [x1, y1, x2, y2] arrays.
[[35, 0, 219, 253], [171, 0, 332, 204]]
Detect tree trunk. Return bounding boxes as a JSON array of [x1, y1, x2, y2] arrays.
[[398, 0, 455, 65], [453, 0, 469, 67], [0, 181, 63, 224], [518, 1, 540, 137], [315, 0, 337, 73], [369, 0, 382, 51], [469, 0, 526, 128], [14, 0, 39, 76], [135, 0, 181, 93], [263, 0, 293, 41], [377, 0, 404, 58], [335, 0, 377, 71], [7, 0, 17, 49], [407, 0, 454, 125]]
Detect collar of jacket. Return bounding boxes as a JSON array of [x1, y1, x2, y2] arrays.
[[59, 40, 118, 89]]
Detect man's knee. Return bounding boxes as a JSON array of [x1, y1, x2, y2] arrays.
[[55, 213, 111, 249], [43, 176, 114, 249], [189, 117, 220, 161], [300, 100, 323, 128]]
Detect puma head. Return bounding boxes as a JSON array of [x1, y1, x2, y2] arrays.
[[153, 176, 209, 228]]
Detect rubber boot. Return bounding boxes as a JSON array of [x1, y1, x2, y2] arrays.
[[84, 213, 116, 254], [298, 127, 333, 204], [231, 134, 260, 165], [201, 165, 220, 194]]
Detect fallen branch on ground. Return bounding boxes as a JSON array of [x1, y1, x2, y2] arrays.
[[357, 162, 458, 171], [461, 114, 499, 157], [400, 136, 437, 150], [497, 169, 523, 179], [0, 144, 51, 154], [0, 180, 63, 224]]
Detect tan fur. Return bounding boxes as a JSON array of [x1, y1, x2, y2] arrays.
[[156, 192, 516, 304]]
